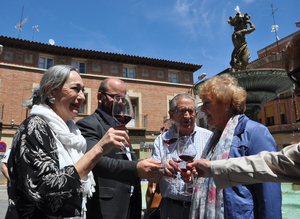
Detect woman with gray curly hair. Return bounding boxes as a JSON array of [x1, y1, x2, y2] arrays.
[[6, 65, 128, 219], [189, 73, 282, 219]]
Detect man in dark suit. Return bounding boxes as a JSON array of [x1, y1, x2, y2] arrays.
[[76, 78, 161, 219]]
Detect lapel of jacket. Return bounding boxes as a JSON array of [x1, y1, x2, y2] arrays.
[[95, 109, 112, 132]]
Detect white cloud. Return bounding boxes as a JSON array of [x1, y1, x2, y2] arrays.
[[69, 22, 122, 53], [201, 48, 215, 60], [143, 0, 256, 43], [171, 0, 198, 37], [170, 0, 230, 40]]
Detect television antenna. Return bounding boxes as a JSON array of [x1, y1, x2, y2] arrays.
[[15, 5, 28, 39], [32, 25, 39, 41], [270, 4, 280, 52]]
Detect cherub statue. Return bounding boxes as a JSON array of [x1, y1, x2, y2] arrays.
[[228, 9, 255, 70]]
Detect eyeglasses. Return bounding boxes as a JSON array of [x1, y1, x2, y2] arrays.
[[287, 67, 300, 88], [174, 108, 197, 115], [101, 91, 123, 101]]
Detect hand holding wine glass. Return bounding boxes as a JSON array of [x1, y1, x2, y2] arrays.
[[177, 136, 197, 195], [112, 94, 135, 154]]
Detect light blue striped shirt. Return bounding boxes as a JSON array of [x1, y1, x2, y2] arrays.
[[151, 126, 212, 202]]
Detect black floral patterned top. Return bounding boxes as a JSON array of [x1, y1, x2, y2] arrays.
[[7, 115, 83, 218]]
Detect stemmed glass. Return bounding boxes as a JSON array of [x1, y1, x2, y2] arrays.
[[177, 136, 197, 195], [112, 94, 135, 154], [160, 120, 180, 165], [170, 143, 182, 190], [159, 120, 180, 190]]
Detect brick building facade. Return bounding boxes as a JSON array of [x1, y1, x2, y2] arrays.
[[0, 35, 202, 164]]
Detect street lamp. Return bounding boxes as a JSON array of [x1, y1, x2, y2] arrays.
[[192, 73, 209, 96], [0, 44, 3, 55], [197, 73, 208, 81]]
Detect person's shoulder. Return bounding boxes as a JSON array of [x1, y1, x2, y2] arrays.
[[239, 115, 269, 133], [21, 115, 48, 128], [76, 111, 98, 124], [2, 148, 11, 162], [153, 133, 162, 144], [195, 126, 212, 134], [13, 115, 52, 145], [241, 115, 264, 129]]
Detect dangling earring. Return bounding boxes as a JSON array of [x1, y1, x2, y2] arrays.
[[225, 107, 228, 111], [49, 96, 55, 104]]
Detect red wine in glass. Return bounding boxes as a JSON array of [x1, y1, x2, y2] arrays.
[[112, 94, 135, 154], [179, 155, 195, 163], [177, 136, 197, 195], [161, 121, 179, 147], [114, 115, 132, 125], [163, 137, 178, 146]]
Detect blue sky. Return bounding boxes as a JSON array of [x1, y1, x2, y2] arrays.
[[1, 0, 299, 82]]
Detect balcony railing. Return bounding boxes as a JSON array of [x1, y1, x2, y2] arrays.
[[268, 122, 300, 134]]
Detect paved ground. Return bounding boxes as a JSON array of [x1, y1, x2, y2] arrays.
[[0, 183, 148, 219], [1, 183, 299, 218], [0, 185, 8, 219]]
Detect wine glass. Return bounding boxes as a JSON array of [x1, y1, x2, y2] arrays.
[[177, 136, 197, 195], [160, 120, 179, 165], [112, 94, 135, 154], [170, 142, 182, 190], [159, 121, 180, 190]]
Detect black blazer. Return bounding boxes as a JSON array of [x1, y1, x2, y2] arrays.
[[76, 110, 141, 219]]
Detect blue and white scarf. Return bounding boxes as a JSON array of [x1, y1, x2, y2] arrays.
[[190, 115, 240, 219]]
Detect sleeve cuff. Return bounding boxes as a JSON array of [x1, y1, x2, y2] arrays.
[[211, 160, 233, 189]]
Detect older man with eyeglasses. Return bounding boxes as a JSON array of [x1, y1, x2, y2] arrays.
[[151, 94, 212, 219]]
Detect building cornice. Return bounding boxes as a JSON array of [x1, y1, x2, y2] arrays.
[[0, 35, 202, 72]]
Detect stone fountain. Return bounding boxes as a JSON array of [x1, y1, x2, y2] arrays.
[[225, 69, 292, 120], [194, 9, 292, 121]]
